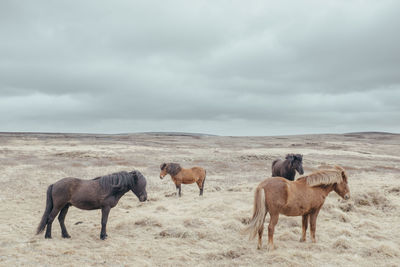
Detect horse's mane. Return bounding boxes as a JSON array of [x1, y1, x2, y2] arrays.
[[93, 171, 135, 192], [285, 153, 302, 161], [298, 167, 344, 187], [166, 163, 182, 176]]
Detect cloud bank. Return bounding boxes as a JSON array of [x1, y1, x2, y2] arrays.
[[1, 1, 399, 135]]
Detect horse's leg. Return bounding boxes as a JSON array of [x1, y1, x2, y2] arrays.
[[100, 206, 111, 240], [196, 178, 204, 196], [309, 209, 321, 243], [44, 207, 62, 239], [174, 181, 182, 197], [267, 213, 279, 251], [58, 204, 71, 238], [257, 212, 268, 250], [300, 214, 309, 242]]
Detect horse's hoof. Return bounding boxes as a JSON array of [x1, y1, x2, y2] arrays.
[[266, 244, 275, 251], [299, 237, 306, 242], [100, 234, 108, 240], [45, 236, 52, 239], [62, 234, 71, 239]]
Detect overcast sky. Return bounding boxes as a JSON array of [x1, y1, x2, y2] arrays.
[[1, 1, 399, 136]]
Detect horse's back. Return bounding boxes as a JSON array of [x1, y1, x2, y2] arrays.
[[272, 159, 280, 168], [178, 166, 205, 184], [271, 159, 283, 176], [282, 179, 321, 216], [262, 177, 289, 191], [261, 177, 313, 215], [53, 177, 86, 190], [260, 177, 289, 209], [49, 178, 81, 206], [51, 177, 102, 208], [191, 166, 206, 177]]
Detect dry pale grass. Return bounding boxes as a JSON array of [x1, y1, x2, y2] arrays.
[[0, 132, 399, 266]]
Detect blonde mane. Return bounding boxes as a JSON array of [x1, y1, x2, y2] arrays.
[[299, 166, 344, 187]]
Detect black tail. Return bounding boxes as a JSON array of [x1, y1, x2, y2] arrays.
[[36, 184, 53, 235]]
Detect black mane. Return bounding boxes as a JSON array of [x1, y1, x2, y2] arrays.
[[93, 171, 136, 192], [166, 163, 182, 176]]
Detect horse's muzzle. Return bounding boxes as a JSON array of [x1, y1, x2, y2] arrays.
[[344, 194, 350, 200], [139, 194, 147, 202]]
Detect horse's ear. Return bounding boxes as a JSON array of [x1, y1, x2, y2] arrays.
[[160, 163, 167, 170], [335, 166, 347, 183], [341, 170, 348, 183]]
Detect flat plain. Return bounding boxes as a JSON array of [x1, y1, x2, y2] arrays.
[[0, 132, 399, 266]]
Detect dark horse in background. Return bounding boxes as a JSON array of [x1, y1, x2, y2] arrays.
[[272, 154, 304, 181], [36, 170, 147, 240]]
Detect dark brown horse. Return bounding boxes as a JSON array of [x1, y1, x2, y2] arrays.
[[36, 170, 147, 240], [272, 154, 304, 181], [243, 166, 350, 251], [160, 163, 206, 197]]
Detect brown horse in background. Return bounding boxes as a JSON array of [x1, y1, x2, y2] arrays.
[[272, 154, 304, 181], [160, 163, 206, 197], [36, 170, 147, 240], [243, 166, 350, 251]]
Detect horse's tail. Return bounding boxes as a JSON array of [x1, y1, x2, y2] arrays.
[[36, 184, 53, 235], [242, 185, 267, 240]]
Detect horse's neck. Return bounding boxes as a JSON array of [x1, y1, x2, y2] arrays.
[[286, 168, 295, 176], [170, 170, 183, 178], [283, 161, 295, 176], [317, 184, 335, 197], [111, 188, 130, 199]]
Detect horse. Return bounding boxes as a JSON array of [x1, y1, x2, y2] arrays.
[[36, 170, 147, 240], [272, 154, 304, 181], [243, 166, 350, 251], [159, 163, 206, 197]]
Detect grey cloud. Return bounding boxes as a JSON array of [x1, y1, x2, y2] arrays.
[[0, 1, 399, 135]]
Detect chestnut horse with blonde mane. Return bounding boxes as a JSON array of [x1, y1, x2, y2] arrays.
[[243, 166, 350, 251], [160, 163, 206, 197]]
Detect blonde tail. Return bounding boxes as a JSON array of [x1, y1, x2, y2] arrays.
[[242, 186, 267, 240]]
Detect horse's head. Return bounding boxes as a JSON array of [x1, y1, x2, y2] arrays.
[[333, 166, 350, 200], [286, 154, 304, 175], [131, 171, 147, 202], [160, 163, 182, 179]]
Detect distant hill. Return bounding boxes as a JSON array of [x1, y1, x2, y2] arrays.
[[0, 131, 218, 138], [138, 132, 218, 137], [344, 131, 398, 135]]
